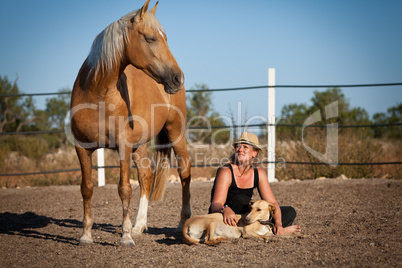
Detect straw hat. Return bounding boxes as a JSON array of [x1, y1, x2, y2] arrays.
[[233, 132, 261, 151]]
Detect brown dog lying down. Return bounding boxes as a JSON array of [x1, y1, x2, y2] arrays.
[[183, 200, 290, 245], [182, 200, 308, 245]]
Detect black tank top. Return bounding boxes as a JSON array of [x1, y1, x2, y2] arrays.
[[209, 164, 259, 212]]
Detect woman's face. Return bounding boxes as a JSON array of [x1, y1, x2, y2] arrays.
[[234, 143, 258, 163]]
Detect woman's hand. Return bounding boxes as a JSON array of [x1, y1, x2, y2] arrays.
[[222, 207, 238, 226]]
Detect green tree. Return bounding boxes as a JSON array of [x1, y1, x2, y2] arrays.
[[372, 103, 401, 139], [346, 107, 371, 125], [277, 88, 372, 138], [186, 84, 229, 144], [45, 88, 71, 130], [15, 96, 39, 132], [307, 88, 371, 126], [372, 112, 387, 138], [0, 76, 19, 132], [307, 88, 349, 124], [33, 109, 52, 131], [276, 103, 308, 138], [0, 75, 38, 132], [383, 103, 401, 139]]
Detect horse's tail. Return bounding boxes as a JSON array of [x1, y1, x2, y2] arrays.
[[149, 130, 171, 201]]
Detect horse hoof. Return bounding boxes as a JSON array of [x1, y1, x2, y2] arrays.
[[120, 239, 135, 247], [79, 237, 94, 246]]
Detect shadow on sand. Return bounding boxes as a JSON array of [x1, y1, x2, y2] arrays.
[[0, 212, 118, 246], [0, 212, 183, 246], [147, 226, 182, 245]]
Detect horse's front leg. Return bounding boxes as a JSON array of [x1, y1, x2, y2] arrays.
[[171, 136, 192, 228], [75, 145, 94, 245], [131, 144, 153, 235], [118, 146, 135, 247]]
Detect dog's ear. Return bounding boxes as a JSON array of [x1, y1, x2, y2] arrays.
[[248, 200, 256, 210], [269, 204, 276, 215]]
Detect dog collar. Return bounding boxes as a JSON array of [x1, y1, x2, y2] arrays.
[[259, 220, 274, 227]]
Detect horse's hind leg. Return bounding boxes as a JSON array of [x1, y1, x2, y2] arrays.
[[75, 145, 94, 245], [118, 146, 135, 246], [132, 144, 153, 235]]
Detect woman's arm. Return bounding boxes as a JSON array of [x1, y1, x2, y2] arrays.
[[210, 167, 238, 226], [257, 168, 285, 234]]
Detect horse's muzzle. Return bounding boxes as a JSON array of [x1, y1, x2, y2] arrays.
[[164, 72, 184, 94]]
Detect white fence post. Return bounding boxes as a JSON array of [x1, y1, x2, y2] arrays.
[[267, 68, 275, 182], [97, 148, 105, 187]]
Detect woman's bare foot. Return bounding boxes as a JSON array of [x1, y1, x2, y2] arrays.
[[283, 225, 301, 234], [275, 225, 301, 235]]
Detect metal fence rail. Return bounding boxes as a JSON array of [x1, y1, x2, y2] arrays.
[[1, 122, 401, 136], [1, 82, 402, 97]]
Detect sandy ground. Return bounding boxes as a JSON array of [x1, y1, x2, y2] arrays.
[[0, 178, 401, 267]]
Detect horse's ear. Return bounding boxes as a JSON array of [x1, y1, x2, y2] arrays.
[[149, 1, 159, 16], [135, 0, 151, 22]]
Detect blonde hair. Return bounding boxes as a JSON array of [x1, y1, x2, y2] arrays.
[[87, 10, 164, 79]]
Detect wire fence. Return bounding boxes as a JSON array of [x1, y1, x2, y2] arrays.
[[1, 82, 402, 97], [0, 82, 401, 177], [1, 122, 402, 136]]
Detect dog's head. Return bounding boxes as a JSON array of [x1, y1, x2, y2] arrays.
[[245, 200, 276, 224]]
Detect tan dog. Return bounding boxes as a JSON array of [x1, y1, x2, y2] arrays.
[[182, 200, 277, 245]]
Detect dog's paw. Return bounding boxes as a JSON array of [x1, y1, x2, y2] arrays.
[[204, 237, 228, 246], [294, 233, 309, 238]]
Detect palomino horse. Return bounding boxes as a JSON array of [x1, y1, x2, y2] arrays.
[[70, 0, 191, 246]]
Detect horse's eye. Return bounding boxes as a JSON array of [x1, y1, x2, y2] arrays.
[[145, 35, 156, 43], [257, 208, 261, 211]]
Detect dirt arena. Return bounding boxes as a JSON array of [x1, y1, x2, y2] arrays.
[[0, 178, 400, 267]]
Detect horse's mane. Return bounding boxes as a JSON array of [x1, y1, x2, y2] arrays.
[[86, 9, 164, 78]]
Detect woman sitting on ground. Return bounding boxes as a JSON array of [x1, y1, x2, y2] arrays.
[[209, 132, 301, 235]]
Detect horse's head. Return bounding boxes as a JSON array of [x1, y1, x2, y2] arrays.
[[124, 0, 184, 94]]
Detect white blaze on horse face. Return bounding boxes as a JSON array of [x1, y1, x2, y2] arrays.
[[158, 29, 165, 39]]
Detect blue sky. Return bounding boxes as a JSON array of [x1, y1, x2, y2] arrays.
[[1, 0, 401, 125]]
